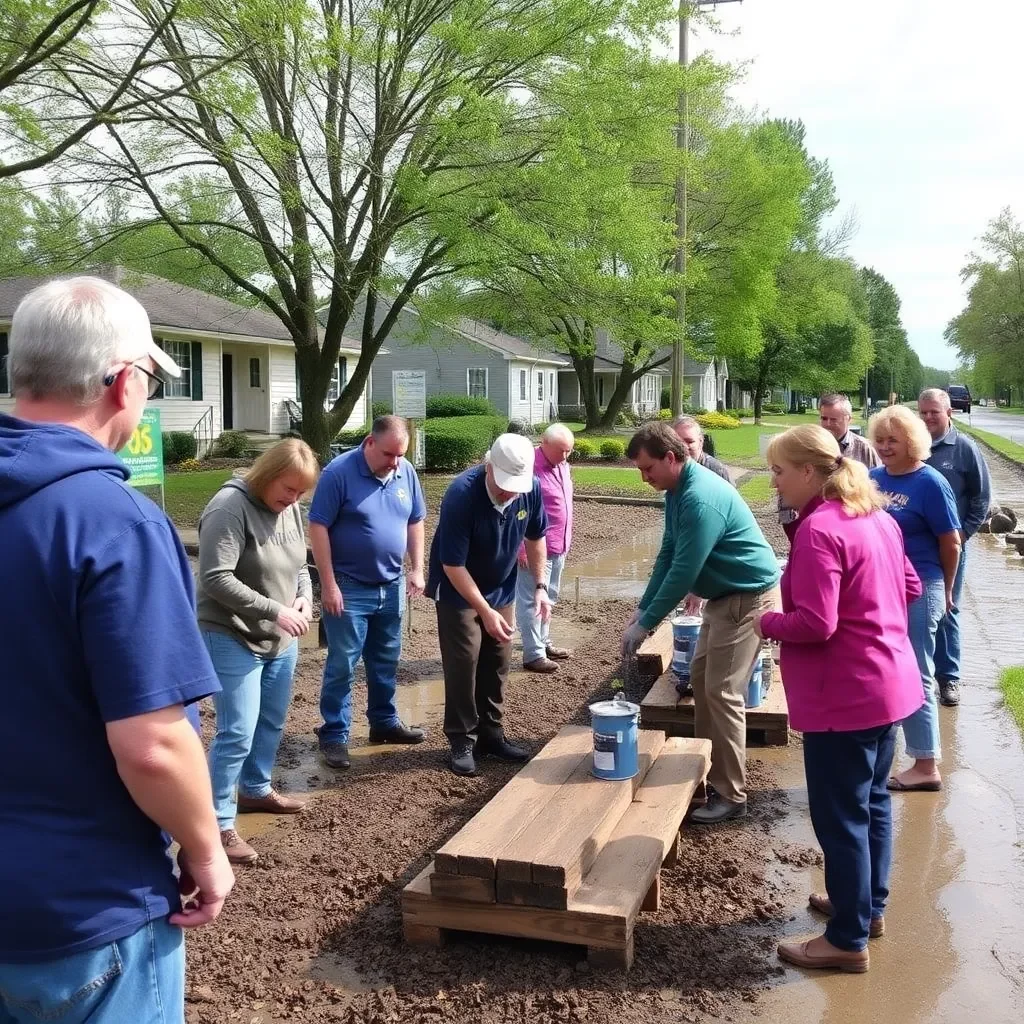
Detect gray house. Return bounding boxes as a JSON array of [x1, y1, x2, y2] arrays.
[[366, 305, 569, 424], [556, 332, 666, 417]]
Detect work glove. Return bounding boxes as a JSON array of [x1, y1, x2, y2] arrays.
[[620, 621, 650, 660]]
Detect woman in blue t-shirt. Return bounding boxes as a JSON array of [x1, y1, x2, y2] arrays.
[[869, 406, 962, 793]]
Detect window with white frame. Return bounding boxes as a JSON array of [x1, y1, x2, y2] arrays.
[[519, 369, 527, 401], [467, 367, 487, 398], [160, 339, 191, 397], [549, 372, 555, 399], [249, 357, 261, 388], [536, 370, 543, 400], [326, 357, 348, 406]]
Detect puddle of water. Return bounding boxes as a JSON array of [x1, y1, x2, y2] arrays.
[[569, 524, 663, 599], [736, 529, 1024, 1024]]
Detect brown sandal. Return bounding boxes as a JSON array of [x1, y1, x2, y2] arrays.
[[887, 777, 942, 792]]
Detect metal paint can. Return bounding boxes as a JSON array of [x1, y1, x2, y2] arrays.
[[588, 691, 640, 781]]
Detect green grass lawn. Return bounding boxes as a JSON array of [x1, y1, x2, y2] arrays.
[[999, 667, 1024, 734], [956, 422, 1024, 466], [707, 423, 787, 468], [164, 469, 232, 528], [570, 465, 652, 497], [737, 473, 774, 504]]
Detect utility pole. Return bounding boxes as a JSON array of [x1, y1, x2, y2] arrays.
[[671, 0, 743, 416]]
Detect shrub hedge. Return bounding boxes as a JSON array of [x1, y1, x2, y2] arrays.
[[569, 438, 597, 462], [162, 431, 198, 464], [600, 439, 626, 460], [213, 430, 250, 458], [696, 412, 740, 431], [424, 415, 505, 471], [426, 394, 499, 418]]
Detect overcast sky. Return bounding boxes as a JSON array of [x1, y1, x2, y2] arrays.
[[693, 0, 1024, 371]]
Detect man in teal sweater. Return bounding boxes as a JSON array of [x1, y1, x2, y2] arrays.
[[623, 422, 779, 824]]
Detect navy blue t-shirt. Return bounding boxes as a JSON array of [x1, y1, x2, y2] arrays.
[[309, 445, 426, 585], [870, 464, 960, 581], [0, 414, 220, 962], [428, 465, 547, 609]]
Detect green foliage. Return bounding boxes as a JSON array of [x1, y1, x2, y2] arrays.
[[177, 457, 205, 473], [945, 208, 1024, 404], [424, 416, 505, 471], [763, 403, 786, 415], [570, 466, 651, 496], [600, 439, 625, 460], [570, 439, 598, 461], [724, 408, 754, 419], [213, 430, 250, 458], [999, 666, 1024, 736], [371, 400, 393, 419], [162, 431, 198, 464], [334, 428, 368, 447], [738, 473, 773, 505], [426, 394, 500, 419]]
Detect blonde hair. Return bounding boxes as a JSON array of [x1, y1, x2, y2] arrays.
[[766, 425, 886, 517], [245, 438, 319, 500], [868, 405, 932, 462]]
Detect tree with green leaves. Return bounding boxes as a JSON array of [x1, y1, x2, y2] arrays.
[[945, 207, 1024, 404], [57, 0, 680, 458]]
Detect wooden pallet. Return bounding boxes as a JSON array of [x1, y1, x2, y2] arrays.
[[403, 729, 711, 968], [640, 665, 790, 745]]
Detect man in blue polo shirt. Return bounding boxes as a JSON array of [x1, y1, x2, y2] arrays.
[[310, 415, 427, 768], [919, 388, 992, 707], [429, 433, 551, 776]]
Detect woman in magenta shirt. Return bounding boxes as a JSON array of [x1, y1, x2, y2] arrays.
[[754, 425, 923, 975]]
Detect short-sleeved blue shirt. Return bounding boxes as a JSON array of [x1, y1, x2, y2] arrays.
[[0, 414, 220, 962], [870, 464, 961, 581], [428, 465, 547, 609], [308, 444, 426, 585]]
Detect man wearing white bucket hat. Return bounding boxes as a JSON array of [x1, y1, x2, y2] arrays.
[[428, 433, 552, 776], [623, 421, 780, 824]]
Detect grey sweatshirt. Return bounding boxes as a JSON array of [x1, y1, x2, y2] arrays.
[[197, 478, 312, 655]]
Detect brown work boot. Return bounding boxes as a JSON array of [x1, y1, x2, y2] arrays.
[[808, 893, 885, 937], [523, 657, 559, 673], [777, 934, 869, 973], [545, 645, 573, 660], [237, 789, 306, 815], [220, 829, 258, 865]]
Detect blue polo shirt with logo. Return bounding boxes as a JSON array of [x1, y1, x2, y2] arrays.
[[428, 464, 547, 609], [309, 444, 426, 584]]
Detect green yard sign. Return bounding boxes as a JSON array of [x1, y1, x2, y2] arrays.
[[118, 407, 164, 489]]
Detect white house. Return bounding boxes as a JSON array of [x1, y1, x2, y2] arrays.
[[0, 268, 369, 452]]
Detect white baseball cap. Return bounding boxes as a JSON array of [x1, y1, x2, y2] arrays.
[[145, 340, 182, 382], [485, 433, 536, 493]]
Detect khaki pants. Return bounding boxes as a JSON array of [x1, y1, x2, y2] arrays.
[[690, 587, 779, 804]]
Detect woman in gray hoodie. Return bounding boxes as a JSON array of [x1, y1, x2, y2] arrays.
[[197, 439, 319, 865]]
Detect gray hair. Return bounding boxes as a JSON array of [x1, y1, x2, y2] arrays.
[[919, 388, 952, 410], [670, 413, 703, 436], [542, 422, 574, 445], [372, 414, 409, 440], [819, 393, 853, 415], [8, 276, 152, 404]]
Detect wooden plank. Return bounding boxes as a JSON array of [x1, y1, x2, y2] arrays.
[[404, 922, 445, 946], [433, 725, 593, 878], [588, 935, 633, 969], [403, 864, 629, 947], [430, 872, 495, 903], [641, 874, 661, 913], [497, 729, 666, 892], [573, 738, 711, 928], [640, 670, 789, 732], [496, 879, 567, 911], [635, 620, 673, 676]]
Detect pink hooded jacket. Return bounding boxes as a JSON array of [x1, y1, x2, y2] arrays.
[[758, 496, 924, 733]]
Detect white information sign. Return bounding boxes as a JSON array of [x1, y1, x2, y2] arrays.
[[392, 370, 426, 419]]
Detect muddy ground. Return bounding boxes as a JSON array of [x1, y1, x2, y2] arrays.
[[186, 498, 811, 1024]]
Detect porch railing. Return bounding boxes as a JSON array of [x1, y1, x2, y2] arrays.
[[192, 405, 215, 458]]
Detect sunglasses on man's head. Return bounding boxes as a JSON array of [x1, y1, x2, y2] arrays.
[[103, 360, 163, 399]]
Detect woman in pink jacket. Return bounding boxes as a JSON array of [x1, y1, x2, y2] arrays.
[[753, 425, 922, 975]]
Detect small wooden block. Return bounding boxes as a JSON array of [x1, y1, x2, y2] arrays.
[[403, 922, 446, 947], [635, 621, 674, 677], [433, 852, 460, 875], [662, 833, 680, 870], [496, 878, 567, 910], [430, 872, 495, 903], [764, 729, 790, 746], [588, 935, 634, 970], [641, 874, 661, 913]]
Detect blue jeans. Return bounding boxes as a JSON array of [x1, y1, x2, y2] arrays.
[[515, 554, 566, 663], [934, 545, 966, 684], [319, 574, 403, 744], [903, 578, 945, 760], [0, 918, 184, 1024], [203, 631, 298, 830], [803, 724, 897, 952]]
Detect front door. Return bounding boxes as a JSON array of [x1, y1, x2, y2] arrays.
[[235, 349, 268, 431], [221, 353, 233, 430]]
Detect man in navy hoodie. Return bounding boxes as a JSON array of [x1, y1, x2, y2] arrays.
[[0, 277, 232, 1023]]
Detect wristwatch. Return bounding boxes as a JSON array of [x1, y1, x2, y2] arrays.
[[535, 583, 549, 594]]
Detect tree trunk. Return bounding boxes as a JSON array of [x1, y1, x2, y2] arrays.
[[598, 366, 641, 430], [570, 354, 602, 428]]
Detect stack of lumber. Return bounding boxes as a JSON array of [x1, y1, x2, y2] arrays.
[[402, 725, 711, 968]]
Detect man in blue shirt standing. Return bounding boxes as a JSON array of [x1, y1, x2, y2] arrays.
[[918, 388, 992, 707], [0, 277, 232, 1022], [429, 433, 551, 776], [310, 415, 428, 768]]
